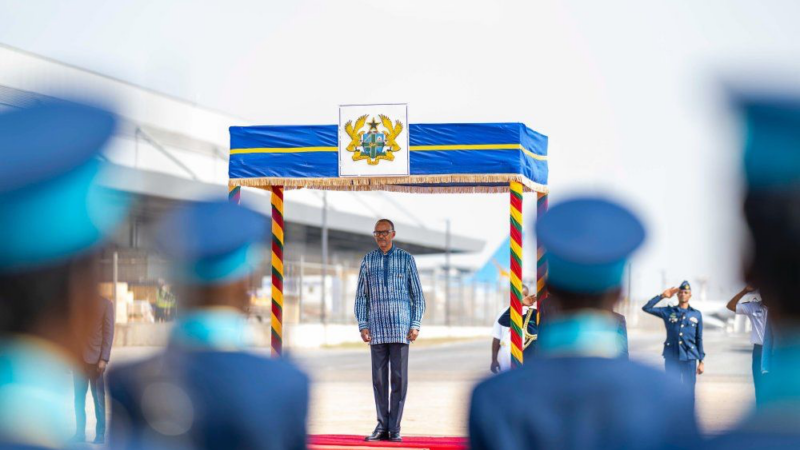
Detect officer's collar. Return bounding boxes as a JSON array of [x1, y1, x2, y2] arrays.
[[538, 310, 624, 359], [169, 307, 249, 351], [0, 336, 76, 447]]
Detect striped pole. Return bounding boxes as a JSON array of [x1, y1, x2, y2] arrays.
[[536, 193, 548, 325], [228, 185, 241, 204], [270, 186, 285, 357], [509, 181, 524, 368]]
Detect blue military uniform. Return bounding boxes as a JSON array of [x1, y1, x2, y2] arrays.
[[469, 197, 699, 450], [0, 100, 129, 449], [701, 88, 800, 450], [642, 281, 705, 398], [497, 306, 539, 358], [108, 201, 309, 450]]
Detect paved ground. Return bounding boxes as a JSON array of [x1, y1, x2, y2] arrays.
[[78, 329, 754, 442]]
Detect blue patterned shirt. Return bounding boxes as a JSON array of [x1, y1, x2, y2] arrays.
[[354, 246, 426, 345]]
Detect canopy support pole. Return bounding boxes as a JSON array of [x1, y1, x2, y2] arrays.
[[509, 181, 524, 368], [271, 186, 285, 357], [228, 185, 241, 204], [536, 193, 548, 325]]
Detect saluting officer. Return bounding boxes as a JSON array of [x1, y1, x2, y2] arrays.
[[643, 281, 705, 400]]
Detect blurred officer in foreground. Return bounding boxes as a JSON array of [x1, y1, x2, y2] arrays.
[[705, 92, 800, 449], [109, 200, 309, 450], [0, 101, 128, 448], [469, 197, 698, 450], [642, 281, 705, 404]]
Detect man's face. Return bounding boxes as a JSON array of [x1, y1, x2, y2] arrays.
[[373, 221, 395, 252], [678, 289, 692, 303]]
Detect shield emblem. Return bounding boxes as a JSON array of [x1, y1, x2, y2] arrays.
[[361, 132, 386, 160]]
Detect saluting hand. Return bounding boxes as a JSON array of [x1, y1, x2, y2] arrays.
[[407, 328, 420, 342], [661, 287, 679, 299], [361, 329, 371, 343], [743, 285, 757, 293], [522, 295, 536, 307]]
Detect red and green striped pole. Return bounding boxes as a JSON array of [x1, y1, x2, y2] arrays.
[[270, 186, 285, 357], [509, 181, 524, 368], [228, 185, 241, 204], [536, 193, 548, 325]]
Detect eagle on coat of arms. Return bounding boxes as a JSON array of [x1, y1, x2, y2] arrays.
[[343, 114, 404, 165]]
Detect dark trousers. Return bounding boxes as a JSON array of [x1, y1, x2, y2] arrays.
[[370, 343, 409, 433], [665, 357, 697, 406], [752, 344, 765, 405], [73, 363, 106, 438]]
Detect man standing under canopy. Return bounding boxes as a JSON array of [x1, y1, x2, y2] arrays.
[[355, 219, 426, 443]]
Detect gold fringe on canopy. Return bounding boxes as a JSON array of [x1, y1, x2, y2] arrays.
[[229, 174, 549, 195]]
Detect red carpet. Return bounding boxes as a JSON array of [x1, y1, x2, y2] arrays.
[[309, 434, 467, 450]]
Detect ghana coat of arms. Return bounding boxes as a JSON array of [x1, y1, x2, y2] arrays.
[[338, 103, 409, 177], [343, 115, 404, 165]]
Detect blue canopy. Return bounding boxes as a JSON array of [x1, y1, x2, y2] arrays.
[[229, 122, 548, 193]]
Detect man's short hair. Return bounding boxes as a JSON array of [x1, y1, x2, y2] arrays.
[[375, 219, 395, 231]]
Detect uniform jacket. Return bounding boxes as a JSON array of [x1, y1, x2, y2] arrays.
[[83, 297, 114, 364], [354, 246, 425, 345], [108, 349, 309, 450], [642, 296, 705, 361], [470, 357, 698, 450]]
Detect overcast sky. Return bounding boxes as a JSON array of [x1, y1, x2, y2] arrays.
[[2, 0, 799, 299]]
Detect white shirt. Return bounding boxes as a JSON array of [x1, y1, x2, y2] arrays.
[[491, 306, 530, 372], [736, 296, 768, 345]]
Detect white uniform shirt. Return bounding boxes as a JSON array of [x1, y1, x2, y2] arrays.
[[491, 306, 530, 372], [736, 296, 768, 345]]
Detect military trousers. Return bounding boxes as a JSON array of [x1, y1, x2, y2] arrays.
[[752, 344, 765, 405], [370, 343, 409, 433], [665, 357, 697, 406], [73, 362, 106, 439]]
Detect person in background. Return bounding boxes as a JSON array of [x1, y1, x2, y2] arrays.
[[491, 285, 535, 372], [642, 281, 705, 404], [0, 100, 129, 448], [72, 294, 115, 444], [727, 285, 767, 404], [470, 197, 698, 450], [109, 201, 309, 450]]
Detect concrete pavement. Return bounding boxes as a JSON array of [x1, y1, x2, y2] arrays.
[[83, 329, 755, 441]]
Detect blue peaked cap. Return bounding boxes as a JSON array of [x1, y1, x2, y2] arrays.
[[536, 197, 646, 293], [0, 100, 129, 271], [155, 201, 268, 285], [738, 94, 800, 190]]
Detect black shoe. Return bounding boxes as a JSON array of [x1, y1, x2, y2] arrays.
[[388, 431, 402, 442], [92, 435, 105, 444], [365, 429, 388, 441]]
